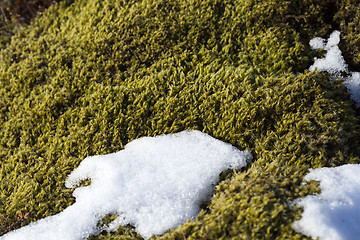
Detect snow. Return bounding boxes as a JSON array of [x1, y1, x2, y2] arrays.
[[309, 30, 360, 107], [309, 31, 347, 74], [0, 130, 252, 240], [293, 164, 360, 240], [343, 72, 360, 105]]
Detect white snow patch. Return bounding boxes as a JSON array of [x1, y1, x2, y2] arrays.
[[309, 30, 360, 107], [0, 130, 252, 240], [309, 37, 326, 50], [293, 164, 360, 240], [309, 31, 347, 74]]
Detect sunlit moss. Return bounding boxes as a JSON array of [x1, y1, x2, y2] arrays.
[[1, 0, 360, 239]]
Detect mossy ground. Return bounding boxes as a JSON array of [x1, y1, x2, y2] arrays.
[[1, 0, 360, 239]]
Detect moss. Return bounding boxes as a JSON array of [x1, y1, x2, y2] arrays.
[[0, 14, 20, 50], [0, 0, 360, 239], [334, 0, 360, 71]]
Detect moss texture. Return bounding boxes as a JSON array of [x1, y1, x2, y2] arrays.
[[1, 0, 360, 239]]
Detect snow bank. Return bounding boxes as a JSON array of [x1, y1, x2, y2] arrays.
[[309, 30, 360, 106], [0, 130, 252, 240], [293, 164, 360, 240]]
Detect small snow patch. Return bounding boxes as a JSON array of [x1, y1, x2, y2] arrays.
[[309, 31, 347, 74], [309, 30, 360, 107], [0, 130, 252, 240], [293, 164, 360, 240]]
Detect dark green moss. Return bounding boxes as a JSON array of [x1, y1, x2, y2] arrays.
[[335, 0, 360, 71], [1, 0, 360, 239]]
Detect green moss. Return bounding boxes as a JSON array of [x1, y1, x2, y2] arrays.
[[0, 17, 18, 49], [335, 0, 360, 71], [1, 0, 360, 239]]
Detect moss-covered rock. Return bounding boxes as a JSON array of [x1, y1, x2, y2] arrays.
[[1, 0, 360, 239]]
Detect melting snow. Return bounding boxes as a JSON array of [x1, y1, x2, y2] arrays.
[[293, 164, 360, 240], [309, 30, 360, 106], [0, 130, 252, 240]]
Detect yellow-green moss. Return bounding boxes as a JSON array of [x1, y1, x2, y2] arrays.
[[1, 0, 360, 239]]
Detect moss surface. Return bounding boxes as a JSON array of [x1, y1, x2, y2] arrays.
[[1, 0, 360, 239]]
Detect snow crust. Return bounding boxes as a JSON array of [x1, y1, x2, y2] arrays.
[[0, 130, 252, 240], [293, 164, 360, 240], [309, 30, 360, 106]]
